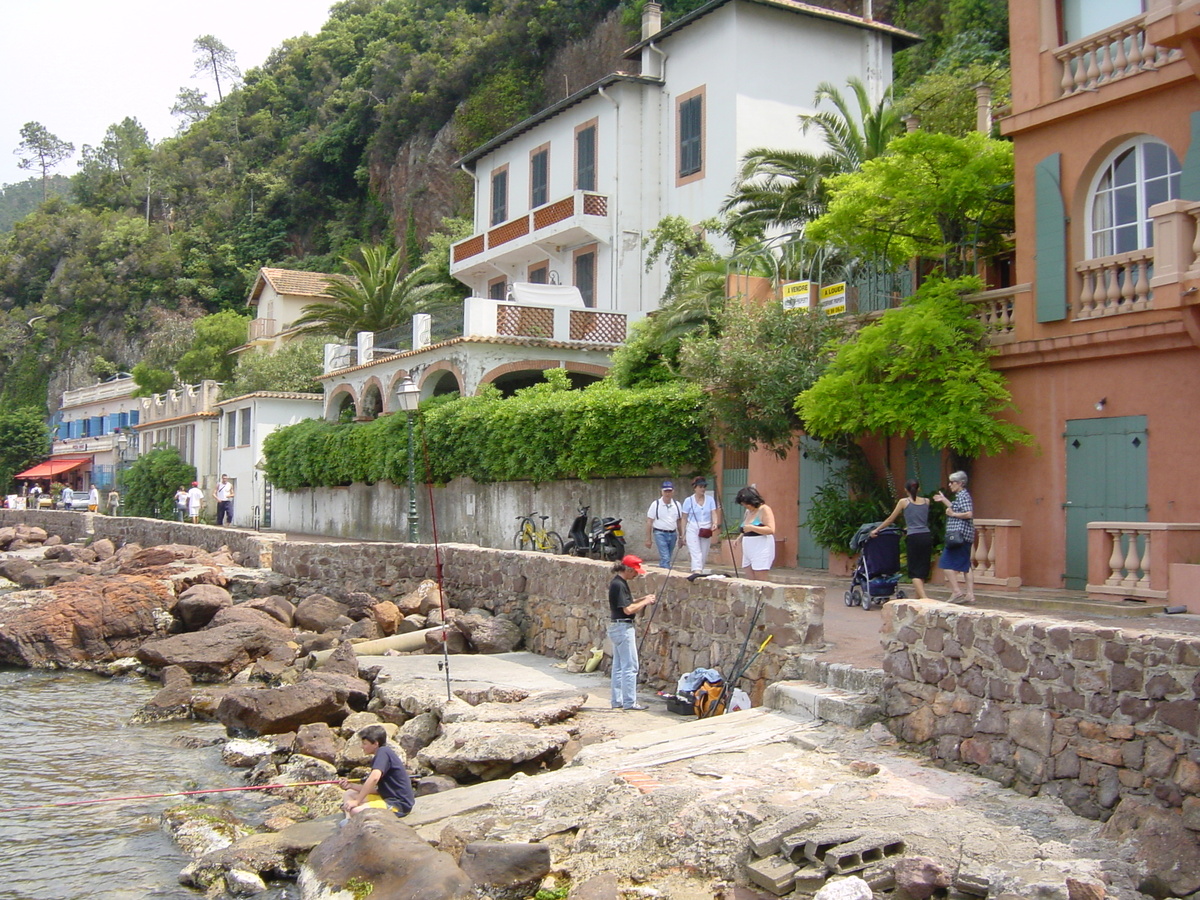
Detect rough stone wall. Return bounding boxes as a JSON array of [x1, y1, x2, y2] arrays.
[[882, 600, 1200, 823], [0, 510, 89, 543], [269, 541, 824, 696]]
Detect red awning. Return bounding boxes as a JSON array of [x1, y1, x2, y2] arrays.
[[14, 457, 92, 479]]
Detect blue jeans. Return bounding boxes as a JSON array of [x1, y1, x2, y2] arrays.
[[608, 620, 639, 708], [652, 529, 677, 568]]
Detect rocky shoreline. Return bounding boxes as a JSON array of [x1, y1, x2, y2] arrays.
[[0, 523, 1191, 900]]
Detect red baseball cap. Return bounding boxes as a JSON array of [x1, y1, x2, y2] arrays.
[[621, 555, 646, 575]]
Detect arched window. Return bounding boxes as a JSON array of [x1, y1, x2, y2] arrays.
[[1088, 137, 1180, 258]]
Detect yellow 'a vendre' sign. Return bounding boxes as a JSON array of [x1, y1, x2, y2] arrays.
[[781, 280, 810, 310]]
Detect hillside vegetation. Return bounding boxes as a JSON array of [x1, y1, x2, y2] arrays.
[[0, 0, 1002, 411]]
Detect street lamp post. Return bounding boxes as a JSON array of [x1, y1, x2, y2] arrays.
[[114, 432, 130, 516], [395, 376, 421, 542]]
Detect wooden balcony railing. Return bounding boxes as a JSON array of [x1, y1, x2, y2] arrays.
[[248, 318, 276, 341], [1054, 14, 1182, 98], [450, 191, 609, 267]]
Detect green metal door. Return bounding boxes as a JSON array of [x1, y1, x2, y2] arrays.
[[719, 446, 748, 538], [905, 440, 942, 493], [798, 437, 835, 568], [1064, 416, 1147, 589]]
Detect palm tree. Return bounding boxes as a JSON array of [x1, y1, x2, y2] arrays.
[[723, 77, 902, 240], [292, 245, 455, 341]]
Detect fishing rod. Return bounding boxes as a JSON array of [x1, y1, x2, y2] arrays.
[[0, 779, 348, 813], [716, 634, 774, 715], [418, 415, 453, 703], [702, 591, 765, 718]]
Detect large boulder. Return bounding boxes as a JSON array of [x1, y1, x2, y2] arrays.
[[136, 616, 296, 681], [294, 594, 349, 632], [182, 819, 337, 891], [0, 575, 175, 668], [299, 809, 474, 900], [1099, 798, 1200, 898], [216, 678, 362, 735], [117, 544, 216, 572], [175, 583, 234, 630], [418, 721, 573, 781], [131, 665, 195, 723], [243, 595, 295, 626], [454, 613, 522, 654], [458, 842, 551, 900]]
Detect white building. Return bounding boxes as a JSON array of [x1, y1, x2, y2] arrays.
[[215, 391, 324, 527], [319, 0, 917, 412], [19, 375, 142, 491], [236, 267, 343, 356], [134, 381, 223, 499]]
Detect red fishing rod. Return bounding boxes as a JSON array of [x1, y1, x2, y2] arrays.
[[0, 779, 346, 813]]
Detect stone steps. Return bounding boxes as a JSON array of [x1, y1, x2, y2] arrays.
[[763, 680, 883, 728]]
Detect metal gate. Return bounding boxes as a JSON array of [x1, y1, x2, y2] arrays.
[[797, 437, 836, 569], [719, 446, 748, 535], [1064, 416, 1147, 589]]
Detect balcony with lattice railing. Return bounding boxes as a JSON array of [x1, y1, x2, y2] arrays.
[[450, 191, 610, 276], [463, 297, 625, 346]]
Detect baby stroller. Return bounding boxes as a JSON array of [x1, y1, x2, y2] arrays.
[[843, 522, 906, 611]]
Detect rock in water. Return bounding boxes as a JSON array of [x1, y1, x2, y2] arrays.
[[0, 575, 175, 668], [299, 809, 474, 899]]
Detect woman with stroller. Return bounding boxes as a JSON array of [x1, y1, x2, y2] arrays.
[[871, 480, 932, 600]]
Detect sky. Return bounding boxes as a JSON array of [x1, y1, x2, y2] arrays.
[[0, 0, 338, 188]]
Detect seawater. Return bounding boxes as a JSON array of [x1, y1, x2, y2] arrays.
[[0, 667, 241, 900]]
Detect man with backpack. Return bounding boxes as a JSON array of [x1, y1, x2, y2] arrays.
[[644, 481, 681, 568]]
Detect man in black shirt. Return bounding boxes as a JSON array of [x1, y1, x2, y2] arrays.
[[608, 554, 657, 710], [340, 725, 415, 818]]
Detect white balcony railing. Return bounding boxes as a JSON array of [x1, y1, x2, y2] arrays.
[[464, 298, 627, 344], [1054, 14, 1183, 99]]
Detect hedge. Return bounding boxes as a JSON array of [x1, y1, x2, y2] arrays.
[[262, 377, 712, 491]]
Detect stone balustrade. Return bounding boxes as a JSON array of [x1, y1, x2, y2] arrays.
[[964, 285, 1022, 343], [1087, 521, 1200, 601], [1054, 14, 1182, 98], [883, 599, 1200, 823], [971, 518, 1022, 588], [1074, 249, 1155, 318]]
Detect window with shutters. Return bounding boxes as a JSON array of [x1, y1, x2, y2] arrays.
[[490, 165, 509, 226], [574, 245, 597, 308], [575, 121, 597, 192], [530, 145, 549, 209], [528, 262, 549, 284], [677, 88, 705, 183], [1087, 137, 1180, 258]]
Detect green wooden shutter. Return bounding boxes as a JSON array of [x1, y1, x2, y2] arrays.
[[1182, 111, 1200, 201], [1035, 153, 1068, 323]]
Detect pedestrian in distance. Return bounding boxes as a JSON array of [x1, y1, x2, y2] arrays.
[[733, 485, 776, 581], [88, 485, 100, 512], [607, 554, 656, 710], [106, 487, 120, 516], [214, 474, 235, 527], [174, 486, 189, 521], [934, 471, 975, 604], [339, 724, 415, 819], [680, 476, 721, 578], [644, 480, 682, 568], [186, 481, 205, 524], [871, 479, 933, 599]]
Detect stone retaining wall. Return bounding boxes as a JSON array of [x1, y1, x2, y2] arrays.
[[269, 540, 823, 698], [882, 600, 1200, 823], [0, 510, 279, 567]]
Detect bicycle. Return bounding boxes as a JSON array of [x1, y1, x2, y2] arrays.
[[513, 512, 565, 554]]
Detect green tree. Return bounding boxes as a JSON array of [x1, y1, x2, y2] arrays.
[[170, 87, 210, 130], [805, 131, 1014, 276], [680, 299, 845, 454], [0, 407, 50, 493], [121, 446, 196, 518], [723, 78, 901, 241], [221, 337, 325, 397], [896, 63, 1011, 138], [14, 122, 75, 201], [75, 118, 152, 210], [795, 276, 1031, 458], [192, 35, 240, 103], [176, 310, 250, 383], [131, 362, 175, 397], [292, 245, 454, 340]]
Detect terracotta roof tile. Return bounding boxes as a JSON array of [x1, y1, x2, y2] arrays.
[[250, 268, 347, 303]]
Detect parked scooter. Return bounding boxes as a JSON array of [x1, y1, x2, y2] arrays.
[[588, 514, 626, 561], [564, 506, 592, 557], [562, 505, 627, 560]]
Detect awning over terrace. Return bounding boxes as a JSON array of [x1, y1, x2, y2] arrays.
[[14, 457, 92, 479]]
